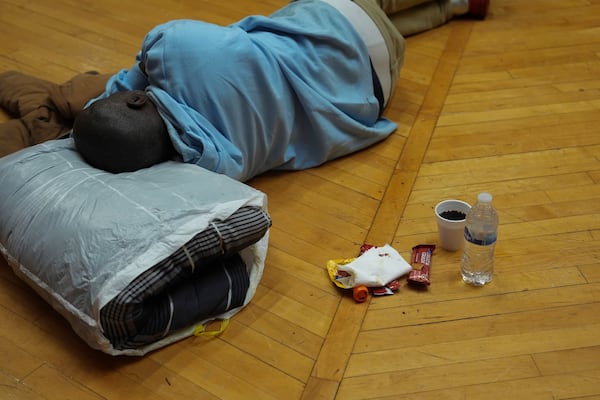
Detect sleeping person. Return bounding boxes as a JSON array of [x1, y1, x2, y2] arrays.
[[0, 0, 489, 181]]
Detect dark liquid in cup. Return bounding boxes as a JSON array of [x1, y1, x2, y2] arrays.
[[440, 210, 466, 221]]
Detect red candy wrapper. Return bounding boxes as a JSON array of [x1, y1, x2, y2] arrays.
[[372, 279, 400, 296], [408, 244, 435, 286], [359, 243, 376, 255]]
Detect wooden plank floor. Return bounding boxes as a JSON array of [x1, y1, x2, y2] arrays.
[[1, 0, 599, 399]]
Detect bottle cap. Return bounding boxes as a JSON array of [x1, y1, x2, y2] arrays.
[[478, 192, 493, 203], [353, 285, 369, 302]]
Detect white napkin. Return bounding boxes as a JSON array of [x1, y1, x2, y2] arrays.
[[337, 244, 412, 287]]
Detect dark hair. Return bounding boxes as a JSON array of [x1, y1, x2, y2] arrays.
[[72, 90, 174, 173]]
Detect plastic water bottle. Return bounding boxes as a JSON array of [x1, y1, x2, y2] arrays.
[[461, 192, 498, 286]]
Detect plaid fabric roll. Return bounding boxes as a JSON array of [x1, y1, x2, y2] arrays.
[[100, 206, 271, 349]]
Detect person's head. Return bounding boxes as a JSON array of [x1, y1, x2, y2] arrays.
[[72, 90, 174, 173]]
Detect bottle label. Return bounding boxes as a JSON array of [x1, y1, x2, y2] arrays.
[[464, 227, 497, 246]]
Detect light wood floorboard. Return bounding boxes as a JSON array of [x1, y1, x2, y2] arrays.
[[1, 0, 599, 399]]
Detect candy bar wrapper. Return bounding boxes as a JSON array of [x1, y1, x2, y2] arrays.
[[359, 243, 376, 254], [371, 279, 400, 296], [408, 244, 435, 286]]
